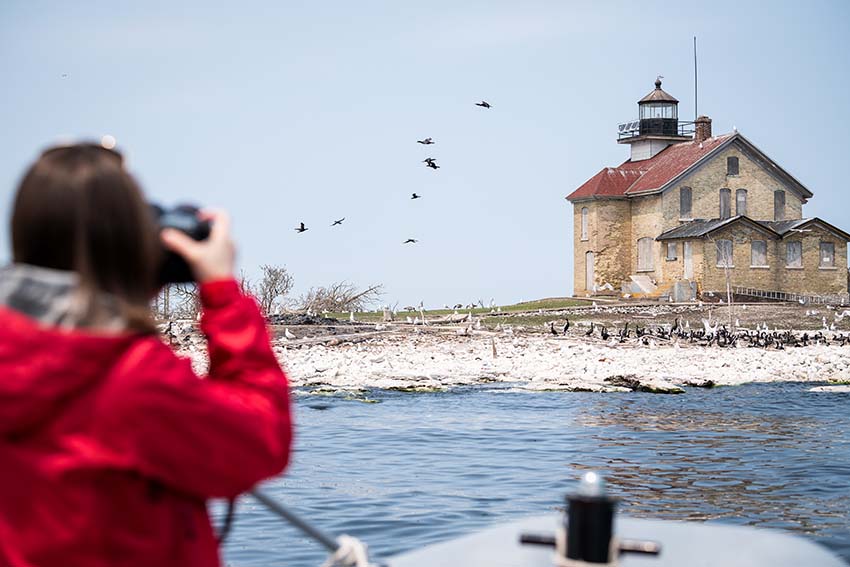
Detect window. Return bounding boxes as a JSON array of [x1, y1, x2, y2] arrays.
[[637, 237, 654, 271], [666, 242, 678, 261], [774, 191, 786, 221], [820, 242, 835, 268], [727, 156, 739, 175], [736, 189, 748, 217], [640, 102, 677, 119], [719, 188, 731, 219], [716, 239, 733, 267], [751, 240, 767, 267], [580, 207, 588, 240], [679, 187, 692, 219], [786, 241, 802, 268]]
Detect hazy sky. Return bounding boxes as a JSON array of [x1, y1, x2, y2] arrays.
[[2, 1, 848, 307]]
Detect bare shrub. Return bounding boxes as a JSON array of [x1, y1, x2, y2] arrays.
[[299, 282, 384, 313], [171, 283, 201, 319], [152, 283, 201, 320], [250, 265, 294, 316]]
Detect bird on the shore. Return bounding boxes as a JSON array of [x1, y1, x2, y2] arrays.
[[331, 218, 345, 226], [549, 321, 558, 336], [411, 193, 421, 199], [295, 222, 308, 233], [562, 319, 570, 335], [349, 311, 356, 322], [456, 325, 473, 336], [417, 137, 434, 145], [284, 328, 296, 340], [585, 322, 595, 337], [403, 239, 418, 244], [475, 100, 492, 108]]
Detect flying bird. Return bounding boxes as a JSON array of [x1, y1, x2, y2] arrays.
[[332, 218, 345, 226], [417, 138, 434, 145], [411, 193, 421, 199], [425, 161, 440, 170], [295, 222, 308, 233], [61, 73, 69, 79], [422, 157, 437, 165], [403, 239, 418, 244], [475, 100, 492, 108]]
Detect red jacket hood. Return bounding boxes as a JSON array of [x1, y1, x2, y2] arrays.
[[0, 307, 139, 438]]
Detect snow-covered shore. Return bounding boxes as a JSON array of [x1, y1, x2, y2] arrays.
[[178, 329, 850, 394]]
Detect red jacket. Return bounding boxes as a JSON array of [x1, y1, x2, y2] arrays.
[[0, 279, 292, 567]]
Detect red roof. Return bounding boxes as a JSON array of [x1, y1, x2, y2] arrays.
[[567, 134, 734, 201]]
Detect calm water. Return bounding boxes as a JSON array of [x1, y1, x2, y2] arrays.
[[218, 383, 850, 566]]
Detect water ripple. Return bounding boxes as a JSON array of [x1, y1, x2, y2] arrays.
[[218, 383, 850, 566]]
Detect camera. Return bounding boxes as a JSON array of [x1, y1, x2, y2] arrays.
[[151, 204, 211, 285]]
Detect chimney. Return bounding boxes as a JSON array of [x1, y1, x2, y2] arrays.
[[694, 115, 712, 143]]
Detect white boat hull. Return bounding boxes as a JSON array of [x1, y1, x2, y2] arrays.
[[386, 514, 846, 566]]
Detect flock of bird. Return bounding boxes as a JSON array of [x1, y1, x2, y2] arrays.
[[291, 100, 493, 243], [548, 316, 850, 349]]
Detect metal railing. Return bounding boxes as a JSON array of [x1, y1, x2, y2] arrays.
[[617, 120, 695, 140], [733, 286, 849, 306]]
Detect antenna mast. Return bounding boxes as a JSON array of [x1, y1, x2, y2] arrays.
[[693, 36, 698, 121]]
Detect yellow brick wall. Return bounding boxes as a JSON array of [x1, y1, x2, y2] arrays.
[[697, 224, 847, 296], [572, 202, 592, 294], [777, 226, 848, 295], [573, 200, 632, 294], [630, 195, 663, 280], [660, 240, 685, 281], [698, 225, 782, 292], [661, 144, 804, 232]]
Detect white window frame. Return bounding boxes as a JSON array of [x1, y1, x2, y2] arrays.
[[719, 188, 732, 220], [736, 189, 747, 217], [820, 241, 836, 269], [716, 239, 734, 268], [750, 240, 768, 268], [786, 241, 803, 268], [637, 237, 655, 272], [666, 242, 678, 261], [774, 190, 786, 221], [679, 187, 692, 221], [727, 156, 739, 176], [580, 207, 589, 241]]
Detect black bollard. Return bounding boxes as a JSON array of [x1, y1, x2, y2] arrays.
[[564, 472, 617, 564]]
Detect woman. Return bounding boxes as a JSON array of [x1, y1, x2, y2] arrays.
[[0, 144, 292, 566]]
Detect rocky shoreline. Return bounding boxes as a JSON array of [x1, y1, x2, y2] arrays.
[[175, 326, 850, 395]]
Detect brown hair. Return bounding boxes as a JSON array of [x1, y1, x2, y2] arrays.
[[11, 144, 161, 333]]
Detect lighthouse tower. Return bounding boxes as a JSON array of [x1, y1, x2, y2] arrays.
[[617, 78, 692, 161]]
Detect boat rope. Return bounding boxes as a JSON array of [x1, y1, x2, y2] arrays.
[[250, 489, 381, 567], [215, 498, 236, 544]]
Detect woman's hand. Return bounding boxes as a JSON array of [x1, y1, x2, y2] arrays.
[[161, 209, 236, 284]]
